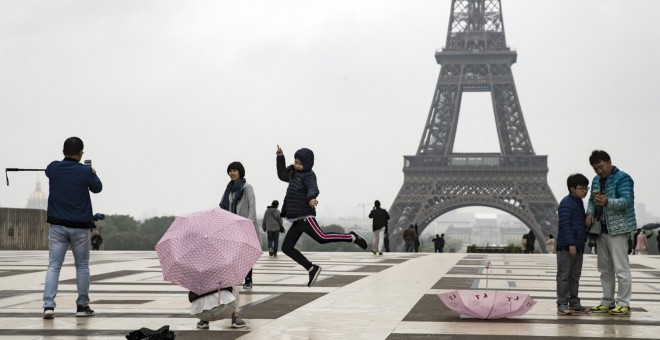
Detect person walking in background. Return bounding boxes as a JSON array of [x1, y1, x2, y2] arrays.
[[368, 200, 389, 255], [555, 173, 591, 315], [262, 200, 284, 257], [524, 230, 536, 254], [275, 145, 367, 287], [403, 224, 417, 252], [43, 137, 103, 319], [546, 234, 555, 254], [414, 224, 421, 252], [91, 229, 103, 251], [635, 229, 649, 255], [657, 232, 660, 253], [219, 161, 258, 289], [384, 228, 390, 252], [432, 234, 446, 253], [586, 150, 636, 316], [631, 229, 639, 255]]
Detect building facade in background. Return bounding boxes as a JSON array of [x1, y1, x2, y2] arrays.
[[0, 208, 49, 250]]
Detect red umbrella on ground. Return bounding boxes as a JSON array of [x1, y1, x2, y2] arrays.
[[155, 207, 262, 294]]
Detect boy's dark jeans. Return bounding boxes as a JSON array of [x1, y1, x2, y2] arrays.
[[556, 247, 584, 307], [267, 231, 280, 254]]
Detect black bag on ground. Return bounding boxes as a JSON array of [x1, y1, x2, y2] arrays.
[[126, 325, 175, 340]]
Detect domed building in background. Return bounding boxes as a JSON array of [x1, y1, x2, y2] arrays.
[[26, 179, 47, 210]]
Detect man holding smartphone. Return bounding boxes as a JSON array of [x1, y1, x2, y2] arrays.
[[43, 137, 103, 319], [585, 150, 636, 316], [368, 200, 390, 255]]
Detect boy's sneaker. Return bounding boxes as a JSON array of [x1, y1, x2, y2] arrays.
[[372, 250, 377, 255], [378, 252, 383, 255], [557, 305, 572, 315], [43, 308, 54, 319], [608, 305, 631, 315], [570, 304, 592, 314], [231, 316, 247, 328], [349, 231, 368, 249], [196, 320, 209, 329], [75, 305, 95, 317], [308, 265, 322, 287], [590, 304, 614, 313]]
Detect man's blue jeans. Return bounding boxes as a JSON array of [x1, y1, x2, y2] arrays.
[[43, 225, 91, 309], [405, 240, 415, 252]]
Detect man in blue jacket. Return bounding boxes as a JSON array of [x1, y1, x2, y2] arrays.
[[43, 137, 102, 319], [586, 150, 636, 315]]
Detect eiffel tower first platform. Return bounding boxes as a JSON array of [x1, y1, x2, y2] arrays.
[[388, 0, 558, 252]]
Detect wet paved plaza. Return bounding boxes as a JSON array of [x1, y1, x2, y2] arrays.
[[1, 250, 660, 339]]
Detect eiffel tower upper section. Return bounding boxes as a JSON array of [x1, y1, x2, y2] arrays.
[[417, 0, 534, 157]]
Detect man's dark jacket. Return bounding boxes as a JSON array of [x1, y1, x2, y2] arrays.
[[368, 207, 390, 231], [46, 157, 102, 228]]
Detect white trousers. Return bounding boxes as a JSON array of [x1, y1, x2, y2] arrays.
[[372, 228, 385, 252]]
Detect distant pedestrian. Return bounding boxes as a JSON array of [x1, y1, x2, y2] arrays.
[[43, 137, 102, 319], [368, 200, 390, 255], [262, 200, 284, 257], [555, 173, 591, 315], [432, 234, 446, 253], [631, 229, 639, 255], [219, 161, 258, 289], [635, 229, 649, 255], [383, 228, 390, 252], [524, 230, 536, 254], [657, 232, 660, 253], [403, 224, 417, 252], [546, 234, 555, 254], [275, 145, 367, 287], [414, 224, 421, 252], [91, 230, 103, 251], [587, 234, 597, 254]]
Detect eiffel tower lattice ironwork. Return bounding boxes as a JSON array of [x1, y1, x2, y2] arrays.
[[388, 0, 558, 252]]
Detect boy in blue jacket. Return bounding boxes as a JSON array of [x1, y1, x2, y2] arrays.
[[555, 173, 591, 315], [275, 145, 367, 287]]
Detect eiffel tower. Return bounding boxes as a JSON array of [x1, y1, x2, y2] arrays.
[[388, 0, 558, 252]]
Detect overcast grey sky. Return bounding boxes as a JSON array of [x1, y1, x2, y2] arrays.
[[2, 0, 659, 222]]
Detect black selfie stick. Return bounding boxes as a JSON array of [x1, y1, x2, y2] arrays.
[[5, 168, 46, 186]]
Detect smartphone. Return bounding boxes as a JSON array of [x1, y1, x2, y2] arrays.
[[84, 160, 92, 167]]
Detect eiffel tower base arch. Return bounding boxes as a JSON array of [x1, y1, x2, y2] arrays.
[[387, 154, 558, 253]]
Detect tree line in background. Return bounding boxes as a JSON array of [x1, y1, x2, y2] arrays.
[[95, 214, 464, 252]]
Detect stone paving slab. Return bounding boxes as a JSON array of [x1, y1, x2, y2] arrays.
[[1, 251, 660, 339]]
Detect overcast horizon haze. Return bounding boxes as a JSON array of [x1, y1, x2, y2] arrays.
[[2, 0, 659, 224]]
